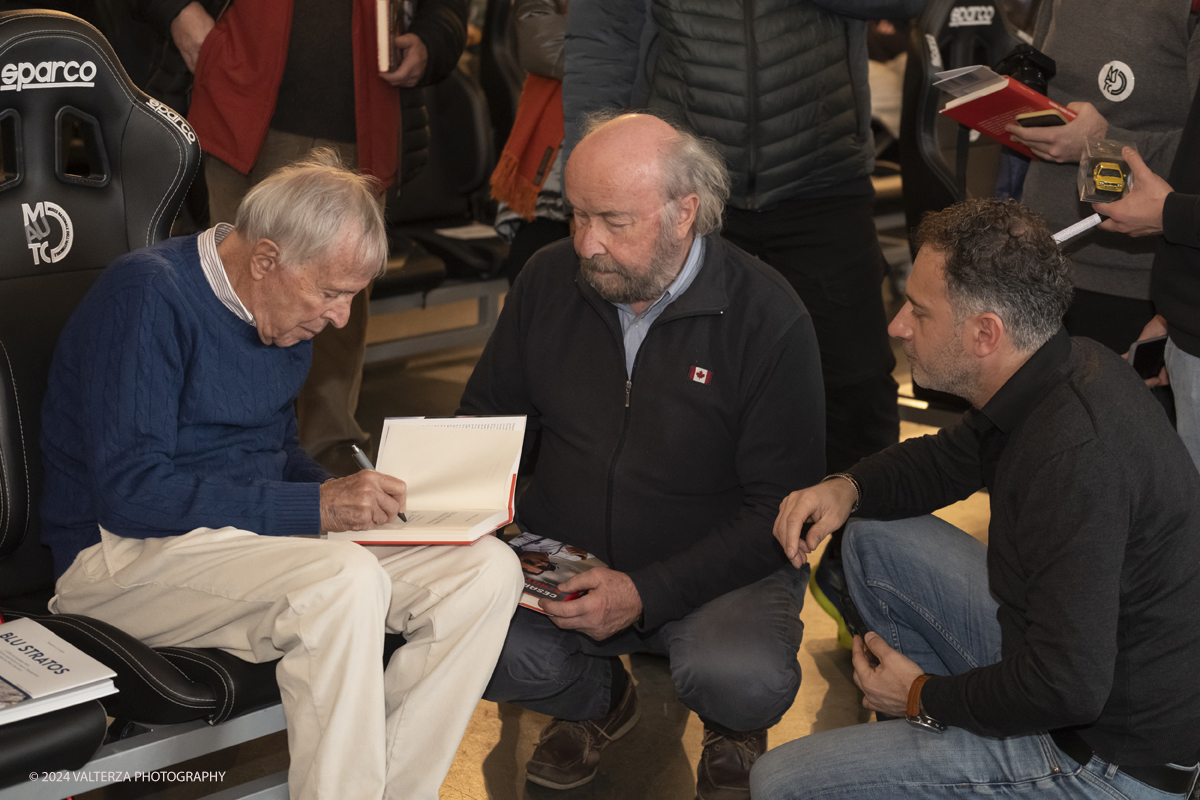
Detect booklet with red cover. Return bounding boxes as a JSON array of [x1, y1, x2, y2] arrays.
[[935, 66, 1077, 158], [508, 532, 605, 613]]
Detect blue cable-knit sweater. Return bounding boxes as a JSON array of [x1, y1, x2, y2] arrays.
[[41, 234, 331, 578]]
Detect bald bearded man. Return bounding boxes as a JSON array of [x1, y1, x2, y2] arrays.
[[460, 113, 825, 799]]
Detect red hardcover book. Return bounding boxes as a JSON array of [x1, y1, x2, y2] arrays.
[[940, 75, 1077, 158]]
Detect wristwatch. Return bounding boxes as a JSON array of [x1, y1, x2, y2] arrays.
[[906, 674, 946, 733]]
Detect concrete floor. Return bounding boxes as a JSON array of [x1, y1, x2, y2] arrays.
[[80, 272, 992, 800]]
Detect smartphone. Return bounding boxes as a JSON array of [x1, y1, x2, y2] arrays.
[[841, 592, 881, 666], [1128, 335, 1168, 380], [1015, 109, 1069, 127]]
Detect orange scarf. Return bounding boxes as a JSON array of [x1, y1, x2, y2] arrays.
[[490, 74, 564, 221]]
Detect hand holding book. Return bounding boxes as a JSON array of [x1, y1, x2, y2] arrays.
[[380, 33, 428, 88], [540, 566, 644, 641], [1005, 101, 1109, 163]]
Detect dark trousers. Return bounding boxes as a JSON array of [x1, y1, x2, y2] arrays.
[[483, 565, 808, 733], [722, 193, 899, 474], [1063, 287, 1156, 354]]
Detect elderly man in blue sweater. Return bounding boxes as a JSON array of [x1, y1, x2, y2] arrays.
[[39, 149, 524, 800]]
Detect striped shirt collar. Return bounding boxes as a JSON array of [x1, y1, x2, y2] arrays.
[[198, 223, 255, 325]]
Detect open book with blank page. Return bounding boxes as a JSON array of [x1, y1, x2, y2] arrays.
[[327, 416, 526, 545]]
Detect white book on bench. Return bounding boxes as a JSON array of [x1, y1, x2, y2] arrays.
[[0, 618, 116, 727]]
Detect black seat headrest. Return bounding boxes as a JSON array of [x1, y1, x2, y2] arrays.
[[0, 9, 200, 280]]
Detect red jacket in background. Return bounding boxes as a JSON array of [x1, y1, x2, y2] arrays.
[[187, 0, 400, 188]]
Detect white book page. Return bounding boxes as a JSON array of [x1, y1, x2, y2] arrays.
[[933, 65, 1005, 98], [353, 509, 501, 532], [942, 77, 1009, 110], [433, 223, 501, 240], [375, 417, 525, 511]]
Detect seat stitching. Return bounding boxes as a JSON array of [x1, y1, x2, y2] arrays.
[[157, 648, 238, 721], [0, 342, 28, 552], [14, 612, 213, 706]]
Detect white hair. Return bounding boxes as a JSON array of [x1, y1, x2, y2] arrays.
[[235, 147, 388, 278]]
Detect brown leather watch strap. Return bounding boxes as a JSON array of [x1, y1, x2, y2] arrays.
[[907, 674, 934, 718]]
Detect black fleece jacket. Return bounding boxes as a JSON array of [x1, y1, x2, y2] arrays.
[[459, 236, 825, 629]]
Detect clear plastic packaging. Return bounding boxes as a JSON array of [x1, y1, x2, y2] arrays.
[[1078, 139, 1137, 203]]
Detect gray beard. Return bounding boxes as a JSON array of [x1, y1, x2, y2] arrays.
[[905, 343, 979, 404], [579, 232, 686, 304]]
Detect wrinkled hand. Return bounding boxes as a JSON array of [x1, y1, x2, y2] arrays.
[[540, 567, 642, 640], [1006, 101, 1108, 163], [852, 633, 925, 717], [380, 33, 428, 87], [319, 470, 407, 532], [1096, 148, 1172, 237], [1124, 314, 1171, 387], [774, 479, 857, 568], [170, 1, 215, 73]]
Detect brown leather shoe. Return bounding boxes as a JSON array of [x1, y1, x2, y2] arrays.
[[695, 727, 767, 800], [525, 678, 640, 789]]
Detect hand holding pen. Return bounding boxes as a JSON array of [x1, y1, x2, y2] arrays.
[[350, 444, 407, 523]]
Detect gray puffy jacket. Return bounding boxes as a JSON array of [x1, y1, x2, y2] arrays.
[[563, 0, 925, 209]]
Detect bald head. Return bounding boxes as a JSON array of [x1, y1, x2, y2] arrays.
[[567, 113, 680, 201]]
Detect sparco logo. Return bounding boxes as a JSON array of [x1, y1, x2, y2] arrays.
[[948, 5, 995, 27], [147, 98, 196, 143], [1, 60, 97, 92], [22, 202, 73, 265]]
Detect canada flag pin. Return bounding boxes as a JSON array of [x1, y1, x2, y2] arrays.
[[689, 366, 712, 385]]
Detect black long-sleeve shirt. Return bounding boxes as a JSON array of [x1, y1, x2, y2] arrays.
[[1153, 77, 1200, 358], [849, 330, 1200, 766]]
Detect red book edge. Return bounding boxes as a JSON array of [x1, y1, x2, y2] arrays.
[[939, 76, 1077, 159]]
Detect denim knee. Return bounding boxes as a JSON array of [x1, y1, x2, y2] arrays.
[[842, 519, 896, 603]]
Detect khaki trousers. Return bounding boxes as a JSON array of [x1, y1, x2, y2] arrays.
[[206, 129, 378, 475], [51, 528, 523, 800]]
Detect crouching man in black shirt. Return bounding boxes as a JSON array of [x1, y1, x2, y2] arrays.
[[754, 198, 1200, 800]]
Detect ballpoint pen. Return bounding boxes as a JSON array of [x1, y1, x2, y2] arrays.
[[349, 444, 407, 523]]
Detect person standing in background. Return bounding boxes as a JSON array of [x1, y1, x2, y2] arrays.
[[1092, 77, 1200, 470], [1007, 0, 1200, 354], [490, 0, 573, 284], [135, 0, 469, 475]]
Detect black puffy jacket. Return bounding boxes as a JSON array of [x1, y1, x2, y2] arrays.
[[563, 0, 926, 209]]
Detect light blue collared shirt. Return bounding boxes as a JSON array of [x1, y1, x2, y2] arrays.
[[613, 235, 706, 378]]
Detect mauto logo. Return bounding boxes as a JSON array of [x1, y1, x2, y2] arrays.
[[0, 60, 97, 92], [22, 202, 74, 265]]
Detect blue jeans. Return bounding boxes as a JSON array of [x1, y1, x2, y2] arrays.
[[751, 516, 1199, 800], [483, 565, 808, 732], [1166, 338, 1200, 471]]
